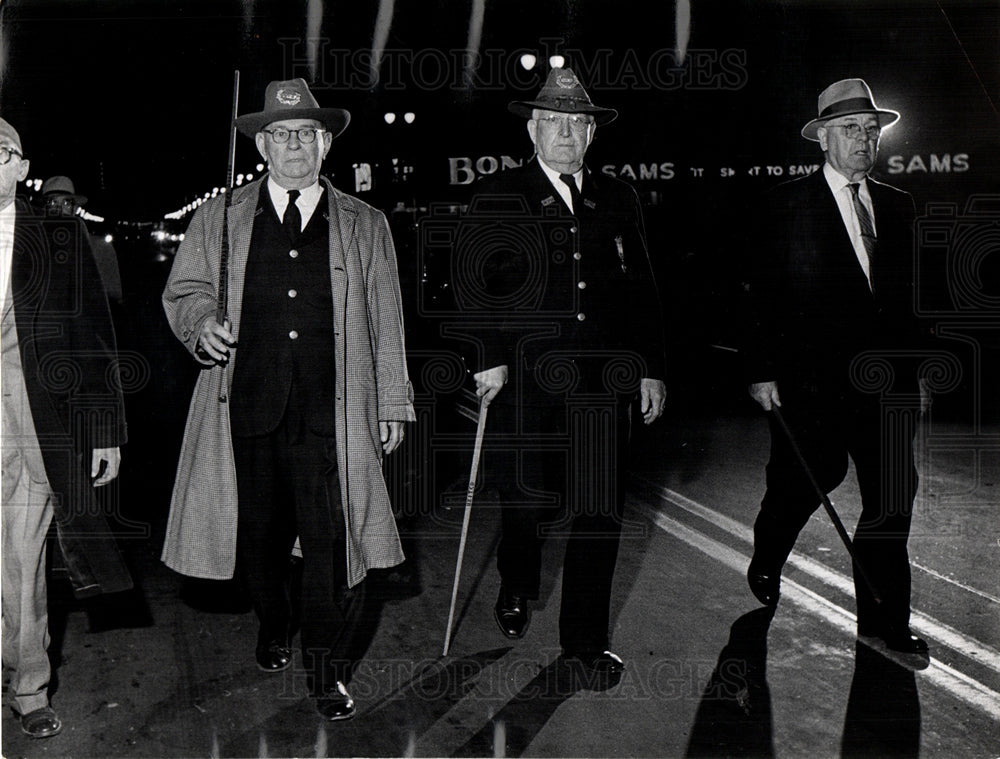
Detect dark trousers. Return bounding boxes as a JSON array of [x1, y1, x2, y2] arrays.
[[492, 396, 630, 653], [753, 389, 918, 633], [233, 410, 360, 695]]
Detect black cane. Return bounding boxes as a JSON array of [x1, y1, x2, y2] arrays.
[[216, 70, 240, 325], [770, 406, 882, 605]]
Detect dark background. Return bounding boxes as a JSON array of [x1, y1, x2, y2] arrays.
[[1, 0, 997, 504]]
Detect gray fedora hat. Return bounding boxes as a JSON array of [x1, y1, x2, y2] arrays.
[[42, 175, 87, 206], [235, 78, 351, 139], [801, 78, 899, 142], [508, 68, 618, 125]]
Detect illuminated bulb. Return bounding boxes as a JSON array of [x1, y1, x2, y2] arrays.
[[404, 112, 415, 124], [256, 163, 264, 172], [520, 54, 536, 70], [384, 112, 396, 124], [549, 55, 565, 69]]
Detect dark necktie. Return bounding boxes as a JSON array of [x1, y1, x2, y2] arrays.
[[559, 173, 583, 214], [283, 189, 301, 243], [848, 182, 877, 269]]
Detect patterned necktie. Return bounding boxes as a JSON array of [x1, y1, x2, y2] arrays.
[[848, 182, 877, 267], [559, 173, 583, 214], [283, 189, 301, 243]]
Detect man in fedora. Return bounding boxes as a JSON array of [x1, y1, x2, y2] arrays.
[[2, 118, 131, 738], [469, 68, 667, 675], [41, 175, 123, 305], [743, 79, 930, 657], [162, 78, 414, 719]]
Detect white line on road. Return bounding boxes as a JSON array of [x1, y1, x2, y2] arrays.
[[633, 476, 1000, 676], [638, 499, 1000, 722]]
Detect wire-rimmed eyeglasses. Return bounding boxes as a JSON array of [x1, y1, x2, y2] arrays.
[[534, 114, 595, 132], [0, 146, 24, 165], [826, 123, 881, 140], [261, 128, 325, 144]]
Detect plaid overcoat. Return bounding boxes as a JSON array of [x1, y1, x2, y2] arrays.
[[161, 177, 415, 587]]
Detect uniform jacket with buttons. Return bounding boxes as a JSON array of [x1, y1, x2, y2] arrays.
[[466, 158, 666, 404], [161, 176, 415, 587]]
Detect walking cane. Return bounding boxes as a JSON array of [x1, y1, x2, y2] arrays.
[[216, 70, 240, 326], [770, 406, 882, 605], [442, 398, 490, 656]]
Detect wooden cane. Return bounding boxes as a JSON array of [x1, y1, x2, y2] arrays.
[[442, 399, 489, 656], [770, 406, 882, 605]]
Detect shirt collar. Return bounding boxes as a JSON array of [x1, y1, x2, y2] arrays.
[[266, 177, 323, 210], [823, 161, 870, 198], [537, 158, 583, 191]]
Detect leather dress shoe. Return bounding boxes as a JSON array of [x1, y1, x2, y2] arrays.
[[494, 586, 529, 639], [563, 649, 625, 674], [255, 641, 292, 672], [746, 562, 780, 607], [316, 681, 356, 721], [18, 706, 62, 738], [859, 627, 929, 655]]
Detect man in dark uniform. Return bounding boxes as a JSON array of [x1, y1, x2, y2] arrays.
[[163, 79, 414, 720], [744, 79, 930, 658], [469, 68, 667, 674], [1, 117, 131, 738]]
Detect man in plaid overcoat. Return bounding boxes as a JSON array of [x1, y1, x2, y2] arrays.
[[162, 78, 414, 720]]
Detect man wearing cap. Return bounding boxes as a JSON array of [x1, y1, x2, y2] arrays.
[[41, 176, 123, 306], [162, 79, 414, 720], [1, 117, 131, 737], [744, 79, 930, 657], [468, 68, 667, 674]]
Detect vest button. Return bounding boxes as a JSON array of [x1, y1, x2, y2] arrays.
[[577, 281, 587, 289], [289, 330, 299, 340], [576, 312, 586, 321], [288, 289, 298, 298], [570, 226, 577, 234], [573, 252, 582, 260], [289, 249, 299, 259]]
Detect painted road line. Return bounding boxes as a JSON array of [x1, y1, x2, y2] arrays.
[[633, 476, 1000, 675], [638, 497, 1000, 722]]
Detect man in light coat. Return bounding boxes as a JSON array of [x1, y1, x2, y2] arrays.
[[2, 117, 130, 738], [162, 78, 414, 720]]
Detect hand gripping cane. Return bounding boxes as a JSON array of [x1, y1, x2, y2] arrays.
[[770, 406, 882, 605], [442, 399, 489, 656]]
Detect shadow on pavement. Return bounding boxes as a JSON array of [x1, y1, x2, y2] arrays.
[[685, 605, 776, 758], [841, 641, 920, 759]]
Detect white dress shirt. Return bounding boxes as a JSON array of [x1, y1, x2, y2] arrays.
[[267, 178, 323, 231], [823, 161, 877, 290], [537, 159, 583, 213]]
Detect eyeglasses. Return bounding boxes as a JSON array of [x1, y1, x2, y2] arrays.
[[826, 123, 881, 140], [534, 114, 594, 132], [0, 146, 24, 165], [261, 127, 324, 144]]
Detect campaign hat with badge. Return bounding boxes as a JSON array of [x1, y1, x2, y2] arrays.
[[508, 67, 618, 125], [235, 78, 351, 139]]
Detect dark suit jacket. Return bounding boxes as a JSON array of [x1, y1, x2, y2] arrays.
[[464, 158, 666, 404], [743, 169, 922, 400], [9, 198, 131, 597]]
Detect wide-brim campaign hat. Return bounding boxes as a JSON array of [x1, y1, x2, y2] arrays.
[[801, 78, 899, 141], [235, 78, 351, 139], [509, 67, 618, 125], [41, 175, 87, 206]]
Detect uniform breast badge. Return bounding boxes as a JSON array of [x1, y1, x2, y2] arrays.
[[615, 235, 627, 273]]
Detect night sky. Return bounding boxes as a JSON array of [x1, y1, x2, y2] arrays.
[[1, 0, 997, 222]]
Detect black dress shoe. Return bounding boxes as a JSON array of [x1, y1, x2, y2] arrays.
[[859, 627, 929, 655], [563, 649, 625, 674], [17, 706, 62, 738], [316, 681, 356, 721], [255, 641, 292, 672], [746, 562, 780, 607], [494, 586, 529, 639]]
